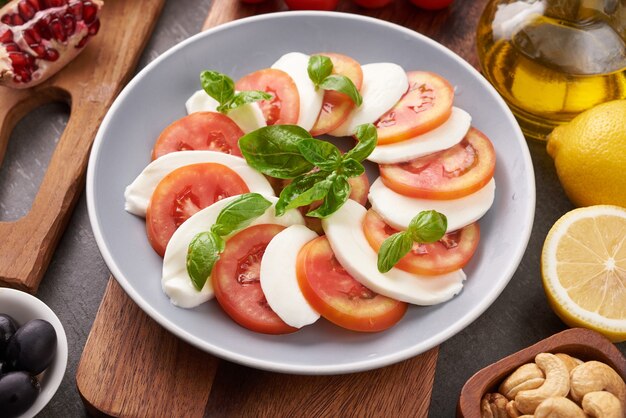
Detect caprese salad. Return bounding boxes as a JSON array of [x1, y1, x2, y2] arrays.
[[124, 51, 496, 334]]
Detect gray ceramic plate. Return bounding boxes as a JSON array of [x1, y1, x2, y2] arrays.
[[86, 11, 535, 374]]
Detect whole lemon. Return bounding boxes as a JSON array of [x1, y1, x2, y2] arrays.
[[547, 100, 626, 207]]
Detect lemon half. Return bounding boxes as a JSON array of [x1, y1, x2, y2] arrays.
[[541, 205, 626, 342]]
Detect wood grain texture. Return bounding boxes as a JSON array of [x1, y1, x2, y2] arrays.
[[77, 0, 491, 416], [0, 0, 165, 293], [76, 279, 219, 418], [458, 328, 626, 417]]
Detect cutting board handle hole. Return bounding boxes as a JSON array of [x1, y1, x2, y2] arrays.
[[0, 102, 70, 222]]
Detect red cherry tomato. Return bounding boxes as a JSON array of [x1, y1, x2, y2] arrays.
[[284, 0, 340, 10], [151, 112, 244, 160], [378, 127, 496, 199], [352, 0, 393, 8], [212, 224, 297, 335], [363, 209, 480, 275], [296, 236, 407, 332], [236, 69, 300, 126], [310, 52, 364, 137], [146, 163, 249, 256], [409, 0, 454, 10], [375, 71, 454, 145]]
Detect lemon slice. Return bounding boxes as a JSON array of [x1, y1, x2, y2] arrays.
[[542, 205, 626, 342]]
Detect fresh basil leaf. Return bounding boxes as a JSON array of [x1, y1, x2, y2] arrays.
[[186, 231, 223, 291], [200, 70, 235, 107], [239, 125, 314, 179], [297, 138, 342, 170], [283, 176, 334, 212], [319, 74, 363, 106], [227, 90, 273, 111], [377, 231, 414, 273], [340, 158, 365, 177], [213, 193, 272, 236], [307, 175, 350, 219], [408, 210, 448, 243], [344, 123, 377, 162], [308, 55, 333, 87], [275, 171, 329, 216]]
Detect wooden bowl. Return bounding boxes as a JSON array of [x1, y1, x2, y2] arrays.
[[457, 328, 626, 417]]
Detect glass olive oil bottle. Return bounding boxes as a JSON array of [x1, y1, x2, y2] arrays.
[[477, 0, 626, 140]]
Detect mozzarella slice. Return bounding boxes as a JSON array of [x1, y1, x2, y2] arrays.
[[162, 195, 305, 308], [185, 90, 266, 133], [322, 200, 465, 305], [124, 151, 275, 217], [328, 63, 408, 137], [368, 107, 472, 164], [368, 177, 496, 232], [260, 225, 320, 328], [271, 52, 323, 131]]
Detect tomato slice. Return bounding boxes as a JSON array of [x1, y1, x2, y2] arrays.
[[151, 112, 244, 160], [363, 209, 480, 275], [236, 69, 300, 126], [146, 163, 249, 256], [379, 127, 496, 199], [310, 53, 364, 136], [212, 224, 297, 335], [296, 236, 407, 332], [375, 71, 454, 145]]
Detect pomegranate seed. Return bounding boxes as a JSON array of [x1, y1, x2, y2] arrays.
[[23, 28, 42, 45], [1, 15, 12, 25], [87, 18, 99, 36], [82, 2, 97, 24], [49, 18, 66, 42], [44, 47, 59, 61], [4, 42, 21, 52], [34, 17, 52, 40], [15, 69, 32, 83], [30, 44, 46, 57], [68, 1, 82, 19], [27, 0, 42, 11], [18, 1, 36, 21], [75, 34, 88, 48], [0, 30, 13, 43], [46, 0, 68, 6], [11, 14, 25, 25], [9, 52, 30, 67], [62, 14, 75, 36]]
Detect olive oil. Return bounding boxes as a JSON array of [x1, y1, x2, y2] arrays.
[[476, 0, 626, 140]]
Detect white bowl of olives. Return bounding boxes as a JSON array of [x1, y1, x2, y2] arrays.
[[0, 288, 68, 418]]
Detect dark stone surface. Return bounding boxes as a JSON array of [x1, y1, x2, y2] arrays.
[[1, 1, 622, 416]]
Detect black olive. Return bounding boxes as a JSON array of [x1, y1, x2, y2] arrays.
[[5, 319, 57, 375], [0, 314, 18, 360], [0, 371, 40, 417]]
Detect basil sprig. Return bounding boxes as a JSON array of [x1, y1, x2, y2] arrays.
[[377, 211, 448, 273], [239, 123, 377, 218], [200, 70, 272, 114], [186, 193, 272, 291], [307, 55, 363, 106]]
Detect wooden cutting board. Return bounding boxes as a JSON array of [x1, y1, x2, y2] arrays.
[[77, 0, 488, 416], [0, 0, 166, 293]]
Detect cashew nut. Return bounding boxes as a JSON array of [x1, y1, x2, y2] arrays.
[[481, 393, 509, 418], [555, 353, 583, 372], [514, 353, 570, 414], [505, 400, 522, 417], [570, 361, 626, 411], [582, 391, 624, 418], [499, 363, 546, 400], [533, 397, 587, 418]]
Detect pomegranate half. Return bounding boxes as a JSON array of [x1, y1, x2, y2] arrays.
[[0, 0, 103, 89]]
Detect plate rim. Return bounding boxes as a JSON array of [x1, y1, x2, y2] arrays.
[[86, 10, 536, 374]]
